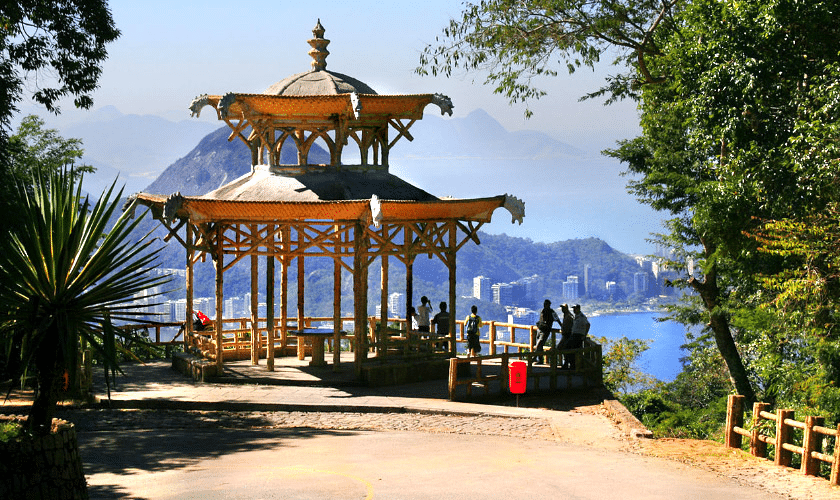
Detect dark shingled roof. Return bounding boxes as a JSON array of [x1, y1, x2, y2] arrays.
[[199, 166, 437, 202]]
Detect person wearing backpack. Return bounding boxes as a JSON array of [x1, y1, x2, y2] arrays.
[[534, 299, 561, 364], [464, 305, 482, 357]]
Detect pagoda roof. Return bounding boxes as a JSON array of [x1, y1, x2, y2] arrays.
[[135, 192, 513, 225]]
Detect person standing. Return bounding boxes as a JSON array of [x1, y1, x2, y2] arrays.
[[568, 304, 590, 369], [534, 299, 561, 364], [464, 305, 482, 357], [432, 301, 450, 351], [555, 304, 575, 368], [417, 296, 432, 333]]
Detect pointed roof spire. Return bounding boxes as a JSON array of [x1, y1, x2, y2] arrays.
[[308, 19, 330, 72]]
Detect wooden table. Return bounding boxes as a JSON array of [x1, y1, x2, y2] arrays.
[[289, 328, 335, 366]]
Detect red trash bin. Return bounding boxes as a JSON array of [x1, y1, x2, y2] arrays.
[[509, 361, 527, 394]]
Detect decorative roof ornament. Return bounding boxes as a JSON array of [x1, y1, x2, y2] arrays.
[[308, 19, 330, 72]]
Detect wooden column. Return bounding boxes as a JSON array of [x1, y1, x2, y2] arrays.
[[333, 225, 342, 369], [297, 239, 306, 360], [266, 225, 275, 371], [448, 221, 457, 357], [353, 222, 369, 375], [185, 222, 194, 352], [379, 252, 389, 358], [214, 225, 224, 370], [281, 226, 290, 349], [404, 226, 413, 327], [250, 224, 259, 365]]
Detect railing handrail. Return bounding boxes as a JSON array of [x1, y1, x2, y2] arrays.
[[725, 395, 840, 485]]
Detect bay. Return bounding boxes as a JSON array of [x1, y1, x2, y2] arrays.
[[590, 312, 687, 382]]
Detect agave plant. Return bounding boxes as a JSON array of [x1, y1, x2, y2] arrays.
[[0, 168, 167, 435]]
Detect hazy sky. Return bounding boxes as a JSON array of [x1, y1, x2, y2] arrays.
[[34, 0, 640, 149], [19, 1, 661, 253]]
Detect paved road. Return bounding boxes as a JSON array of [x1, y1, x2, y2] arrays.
[[45, 361, 791, 499], [78, 427, 786, 500]]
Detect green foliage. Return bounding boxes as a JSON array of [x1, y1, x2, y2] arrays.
[[0, 1, 120, 127], [0, 421, 22, 442], [623, 342, 731, 439], [0, 168, 167, 435], [594, 335, 655, 394], [417, 0, 678, 114], [7, 115, 93, 184]]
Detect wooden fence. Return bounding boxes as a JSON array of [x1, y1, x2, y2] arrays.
[[725, 394, 840, 485], [447, 338, 603, 400]]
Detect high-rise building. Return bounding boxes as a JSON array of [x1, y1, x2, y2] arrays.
[[473, 275, 491, 301], [388, 292, 405, 317], [634, 272, 648, 295], [492, 283, 513, 305], [583, 264, 591, 297]]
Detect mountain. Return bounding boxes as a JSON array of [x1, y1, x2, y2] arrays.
[[392, 109, 585, 161], [143, 126, 331, 196], [33, 105, 219, 195]]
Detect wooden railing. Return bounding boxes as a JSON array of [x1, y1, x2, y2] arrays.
[[447, 338, 603, 400], [725, 394, 840, 485], [185, 316, 357, 361], [117, 321, 185, 346]]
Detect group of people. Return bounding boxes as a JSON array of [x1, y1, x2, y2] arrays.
[[535, 299, 590, 368], [407, 296, 451, 351], [406, 296, 590, 364]]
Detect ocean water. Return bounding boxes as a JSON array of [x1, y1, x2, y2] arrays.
[[590, 312, 688, 382]]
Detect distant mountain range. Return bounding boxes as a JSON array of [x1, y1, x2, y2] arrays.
[[36, 105, 663, 253]]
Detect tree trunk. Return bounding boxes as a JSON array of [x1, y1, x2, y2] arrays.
[[27, 339, 62, 436], [690, 240, 757, 404]]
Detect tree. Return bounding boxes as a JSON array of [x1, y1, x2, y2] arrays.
[[417, 0, 679, 115], [7, 114, 94, 183], [0, 1, 120, 127], [420, 0, 840, 404], [0, 169, 165, 435]]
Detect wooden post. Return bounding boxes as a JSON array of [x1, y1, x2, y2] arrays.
[[489, 322, 496, 355], [353, 223, 369, 375], [448, 357, 458, 401], [297, 241, 306, 360], [725, 395, 745, 449], [775, 409, 794, 467], [379, 252, 389, 358], [250, 230, 259, 365], [281, 226, 290, 349], [185, 223, 194, 353], [448, 223, 457, 357], [801, 415, 824, 476], [266, 245, 275, 371], [214, 225, 224, 370], [333, 227, 342, 369], [831, 423, 840, 486], [750, 402, 769, 457]]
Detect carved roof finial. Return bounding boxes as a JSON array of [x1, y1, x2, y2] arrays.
[[308, 19, 330, 72]]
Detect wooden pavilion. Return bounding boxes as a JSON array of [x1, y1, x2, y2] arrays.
[[134, 21, 524, 379]]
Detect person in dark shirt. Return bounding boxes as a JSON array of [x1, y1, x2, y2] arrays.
[[432, 301, 450, 351]]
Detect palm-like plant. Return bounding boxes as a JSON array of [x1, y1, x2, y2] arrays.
[[0, 168, 166, 435]]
